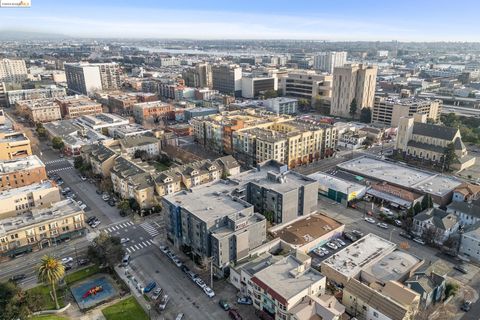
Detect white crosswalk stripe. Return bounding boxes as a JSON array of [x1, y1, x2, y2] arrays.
[[125, 240, 153, 253], [137, 243, 144, 249], [140, 222, 160, 237], [134, 244, 140, 250], [45, 159, 68, 165], [127, 221, 134, 226], [106, 228, 113, 232], [126, 247, 131, 253]]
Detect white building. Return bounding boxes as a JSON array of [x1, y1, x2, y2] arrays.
[[313, 52, 347, 74], [460, 222, 480, 262], [0, 59, 28, 83], [241, 75, 277, 98], [119, 135, 160, 158], [263, 97, 298, 115], [64, 63, 103, 95]]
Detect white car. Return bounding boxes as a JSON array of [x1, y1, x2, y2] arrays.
[[172, 258, 183, 268], [326, 242, 338, 250], [320, 247, 330, 255], [413, 238, 426, 245], [203, 286, 215, 298], [195, 278, 206, 289], [152, 287, 163, 300], [61, 257, 73, 264], [91, 220, 101, 228], [335, 239, 346, 246], [79, 204, 87, 210], [377, 222, 389, 229], [365, 217, 376, 224], [120, 238, 130, 244], [313, 248, 324, 257]]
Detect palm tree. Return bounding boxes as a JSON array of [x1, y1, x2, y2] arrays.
[[37, 255, 65, 310]]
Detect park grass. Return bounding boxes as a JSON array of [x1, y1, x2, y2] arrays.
[[27, 285, 65, 311], [102, 296, 148, 320], [31, 315, 69, 320], [64, 265, 100, 285]]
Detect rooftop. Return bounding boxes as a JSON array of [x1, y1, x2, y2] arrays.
[[337, 156, 462, 196], [16, 98, 60, 110], [251, 255, 325, 304], [0, 180, 56, 200], [361, 250, 422, 284], [0, 155, 44, 174], [321, 233, 396, 278], [0, 131, 29, 143], [308, 171, 366, 195], [271, 213, 343, 247], [119, 135, 159, 149], [0, 199, 83, 235]]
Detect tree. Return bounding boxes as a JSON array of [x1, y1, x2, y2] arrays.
[[413, 202, 423, 214], [360, 107, 372, 123], [51, 137, 64, 150], [87, 233, 124, 268], [298, 98, 310, 112], [0, 281, 31, 320], [441, 113, 458, 127], [37, 255, 65, 310], [263, 211, 274, 223], [74, 156, 84, 169], [117, 199, 131, 215], [349, 99, 357, 119], [426, 118, 436, 124], [36, 123, 46, 138], [134, 149, 148, 161], [443, 235, 459, 251], [129, 198, 140, 212], [443, 143, 458, 171], [100, 178, 113, 193], [262, 89, 278, 99], [445, 282, 459, 298], [421, 194, 433, 210]]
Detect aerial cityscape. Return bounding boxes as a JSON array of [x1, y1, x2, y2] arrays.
[[1, 1, 480, 320]]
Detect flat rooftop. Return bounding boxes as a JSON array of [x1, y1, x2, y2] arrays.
[[337, 156, 462, 196], [252, 255, 324, 303], [0, 180, 55, 199], [271, 213, 343, 246], [308, 172, 366, 195], [361, 250, 422, 284], [0, 155, 44, 174], [0, 199, 82, 235], [0, 131, 29, 143], [321, 233, 396, 278]]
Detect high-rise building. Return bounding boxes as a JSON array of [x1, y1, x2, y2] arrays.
[[64, 62, 122, 95], [0, 82, 6, 107], [211, 63, 242, 96], [183, 63, 213, 88], [280, 70, 333, 106], [331, 64, 377, 118], [0, 59, 28, 83], [313, 51, 347, 74]]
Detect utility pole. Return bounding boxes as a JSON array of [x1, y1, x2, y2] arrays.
[[210, 257, 214, 290]]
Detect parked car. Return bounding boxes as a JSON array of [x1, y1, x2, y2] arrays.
[[413, 238, 426, 245], [61, 257, 73, 264], [228, 309, 242, 320], [158, 294, 170, 311], [80, 176, 87, 181], [195, 278, 206, 289], [144, 281, 157, 293], [219, 299, 230, 310], [377, 222, 389, 229], [159, 245, 169, 254], [365, 217, 376, 224], [120, 238, 130, 244], [237, 296, 253, 305], [172, 257, 183, 268], [326, 242, 338, 250], [335, 238, 346, 246], [78, 258, 90, 266], [399, 232, 413, 239], [122, 254, 131, 266], [204, 286, 215, 298], [352, 230, 364, 238], [320, 247, 330, 255], [96, 189, 102, 195], [108, 199, 116, 207], [461, 300, 472, 312], [394, 220, 402, 226], [79, 204, 87, 210], [454, 264, 468, 274], [313, 248, 324, 257], [344, 232, 357, 242], [10, 274, 26, 282], [86, 216, 96, 224], [187, 271, 198, 281], [152, 288, 163, 300], [102, 194, 110, 201], [91, 220, 101, 228]]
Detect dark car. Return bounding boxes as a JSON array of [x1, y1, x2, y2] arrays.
[[352, 230, 364, 238], [180, 265, 190, 273], [343, 232, 357, 242], [144, 281, 157, 293], [461, 300, 472, 312], [237, 296, 253, 305], [399, 232, 413, 239], [78, 258, 90, 266], [86, 216, 96, 224], [219, 299, 230, 311], [454, 264, 468, 274], [10, 274, 26, 282], [228, 309, 242, 320], [108, 199, 116, 207], [96, 189, 102, 195]]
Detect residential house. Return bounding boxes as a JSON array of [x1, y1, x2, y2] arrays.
[[413, 208, 459, 244], [452, 183, 480, 202], [459, 222, 480, 262], [405, 263, 448, 308], [447, 199, 480, 226], [81, 143, 118, 177]]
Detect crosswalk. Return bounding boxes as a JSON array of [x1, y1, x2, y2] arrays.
[[47, 166, 73, 174], [125, 239, 155, 253], [45, 159, 69, 165], [140, 222, 160, 237], [104, 221, 134, 233]]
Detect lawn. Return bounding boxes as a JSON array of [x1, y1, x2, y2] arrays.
[[27, 285, 65, 311], [31, 315, 69, 320], [102, 296, 148, 320], [64, 265, 100, 285], [152, 161, 169, 172]]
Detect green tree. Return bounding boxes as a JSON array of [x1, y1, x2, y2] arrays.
[[36, 123, 46, 137], [360, 108, 372, 123], [445, 282, 459, 298], [134, 149, 148, 161], [0, 281, 31, 320], [298, 98, 310, 112], [349, 99, 357, 119], [117, 199, 130, 214], [262, 89, 278, 99], [441, 113, 458, 127], [51, 137, 64, 150], [421, 194, 433, 210], [263, 211, 274, 223], [443, 143, 458, 171], [87, 233, 124, 268], [426, 118, 436, 124], [37, 255, 65, 310], [413, 202, 423, 214], [74, 156, 84, 169]]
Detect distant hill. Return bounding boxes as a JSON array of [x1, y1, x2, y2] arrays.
[[0, 30, 71, 40]]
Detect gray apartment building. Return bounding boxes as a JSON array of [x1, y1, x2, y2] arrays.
[[211, 63, 242, 97]]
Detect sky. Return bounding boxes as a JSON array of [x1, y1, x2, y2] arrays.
[[0, 0, 480, 41]]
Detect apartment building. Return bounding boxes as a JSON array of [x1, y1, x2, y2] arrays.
[[6, 86, 66, 107], [107, 93, 138, 114], [331, 64, 378, 118], [241, 75, 277, 98], [264, 97, 298, 115], [0, 59, 28, 83], [0, 131, 32, 160], [110, 156, 156, 209], [313, 51, 347, 74], [372, 96, 442, 127], [395, 114, 475, 171], [459, 222, 480, 262], [233, 120, 337, 168], [55, 95, 103, 119], [0, 181, 61, 218], [251, 254, 326, 320], [0, 199, 86, 258], [183, 63, 213, 88], [132, 101, 174, 124], [16, 98, 62, 123], [0, 155, 47, 191], [65, 62, 122, 95], [81, 143, 118, 177], [0, 82, 6, 107], [119, 135, 160, 158], [280, 70, 333, 106], [211, 63, 242, 96]]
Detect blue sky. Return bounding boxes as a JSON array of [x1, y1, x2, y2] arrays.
[[0, 0, 479, 41]]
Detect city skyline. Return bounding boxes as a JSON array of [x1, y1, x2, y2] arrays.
[[0, 0, 480, 41]]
